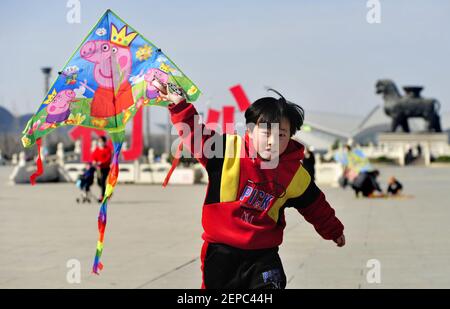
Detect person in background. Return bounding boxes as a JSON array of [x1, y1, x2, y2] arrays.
[[405, 146, 414, 165], [303, 146, 316, 181], [91, 136, 112, 202], [352, 170, 382, 198], [387, 176, 403, 196]]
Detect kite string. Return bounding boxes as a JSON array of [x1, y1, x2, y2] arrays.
[[92, 138, 123, 274], [162, 140, 183, 188]]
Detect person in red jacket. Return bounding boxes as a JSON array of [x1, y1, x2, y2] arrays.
[[91, 136, 112, 202], [153, 80, 345, 289]]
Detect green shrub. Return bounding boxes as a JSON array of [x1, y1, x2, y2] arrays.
[[434, 156, 450, 163], [370, 156, 396, 164]]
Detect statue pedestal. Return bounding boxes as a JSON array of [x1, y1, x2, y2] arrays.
[[377, 133, 449, 166]]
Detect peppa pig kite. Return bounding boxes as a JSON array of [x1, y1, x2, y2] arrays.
[[21, 9, 201, 274]]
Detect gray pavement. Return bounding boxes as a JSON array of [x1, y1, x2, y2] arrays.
[[1, 165, 450, 288]]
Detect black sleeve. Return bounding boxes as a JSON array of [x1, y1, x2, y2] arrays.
[[284, 181, 321, 210], [205, 134, 227, 173], [204, 134, 227, 205]]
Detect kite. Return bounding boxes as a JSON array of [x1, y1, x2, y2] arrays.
[[21, 9, 201, 274], [334, 148, 374, 182]]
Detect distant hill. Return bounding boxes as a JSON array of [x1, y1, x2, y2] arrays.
[[0, 106, 16, 133], [17, 114, 34, 132], [0, 106, 35, 134]]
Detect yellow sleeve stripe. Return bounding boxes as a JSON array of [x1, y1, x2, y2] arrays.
[[267, 166, 311, 222], [220, 134, 242, 202]]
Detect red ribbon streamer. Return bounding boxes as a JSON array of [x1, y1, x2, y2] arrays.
[[30, 138, 43, 185], [162, 141, 183, 188]]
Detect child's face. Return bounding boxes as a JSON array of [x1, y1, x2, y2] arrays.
[[248, 117, 291, 161]]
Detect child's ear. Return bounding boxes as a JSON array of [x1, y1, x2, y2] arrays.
[[246, 126, 255, 138]]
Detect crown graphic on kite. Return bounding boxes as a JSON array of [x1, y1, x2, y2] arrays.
[[21, 9, 201, 274], [110, 24, 138, 47]]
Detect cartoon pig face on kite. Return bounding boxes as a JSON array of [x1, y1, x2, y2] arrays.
[[144, 68, 168, 99], [79, 24, 138, 118], [80, 40, 132, 89], [46, 89, 76, 123]]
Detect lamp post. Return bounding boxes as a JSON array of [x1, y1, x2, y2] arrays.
[[41, 67, 52, 155], [41, 67, 52, 94]]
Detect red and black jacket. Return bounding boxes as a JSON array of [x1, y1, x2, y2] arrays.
[[169, 100, 344, 249]]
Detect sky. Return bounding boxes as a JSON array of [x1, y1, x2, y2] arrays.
[[0, 0, 449, 131]]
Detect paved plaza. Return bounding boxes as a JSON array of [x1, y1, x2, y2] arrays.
[[1, 165, 450, 288]]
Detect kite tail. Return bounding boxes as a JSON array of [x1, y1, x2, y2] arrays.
[[30, 138, 43, 185], [92, 132, 124, 274], [162, 141, 183, 188]]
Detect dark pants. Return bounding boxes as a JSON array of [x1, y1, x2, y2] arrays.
[[201, 242, 287, 289], [97, 167, 110, 198]]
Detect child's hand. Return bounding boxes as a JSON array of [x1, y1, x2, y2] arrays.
[[151, 79, 185, 105], [334, 234, 346, 247]]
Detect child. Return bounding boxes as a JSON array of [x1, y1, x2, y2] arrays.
[[387, 176, 403, 196], [153, 80, 345, 289], [76, 163, 96, 204]]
